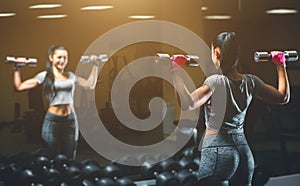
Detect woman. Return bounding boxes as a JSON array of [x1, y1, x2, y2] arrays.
[[13, 45, 99, 159], [172, 32, 290, 185]]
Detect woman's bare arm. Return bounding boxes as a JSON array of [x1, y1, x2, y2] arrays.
[[77, 65, 99, 89], [172, 69, 212, 111], [256, 66, 290, 104], [14, 71, 39, 91]]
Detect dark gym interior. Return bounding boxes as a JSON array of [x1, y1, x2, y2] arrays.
[[0, 0, 299, 185]]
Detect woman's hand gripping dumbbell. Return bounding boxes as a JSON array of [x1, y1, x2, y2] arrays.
[[156, 53, 199, 69], [254, 50, 298, 65], [79, 54, 108, 66], [6, 56, 37, 71]]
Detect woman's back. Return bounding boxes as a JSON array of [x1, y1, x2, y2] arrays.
[[203, 74, 264, 132]]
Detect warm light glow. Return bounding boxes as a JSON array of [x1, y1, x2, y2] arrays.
[[29, 4, 62, 9], [201, 6, 208, 11], [0, 13, 16, 17], [266, 9, 298, 14], [205, 15, 232, 20], [80, 6, 114, 10], [128, 15, 155, 19], [37, 14, 67, 19]]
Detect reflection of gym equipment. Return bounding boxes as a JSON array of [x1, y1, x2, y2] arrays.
[[254, 50, 298, 63], [0, 147, 277, 186], [11, 86, 45, 143], [25, 86, 45, 144], [0, 150, 137, 186], [11, 102, 23, 133], [6, 56, 37, 67], [140, 157, 198, 186], [156, 53, 200, 67], [79, 54, 109, 63], [173, 120, 199, 149]]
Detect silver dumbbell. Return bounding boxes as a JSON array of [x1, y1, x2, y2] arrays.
[[6, 56, 37, 67], [254, 50, 298, 63], [156, 53, 199, 67], [80, 54, 109, 63]]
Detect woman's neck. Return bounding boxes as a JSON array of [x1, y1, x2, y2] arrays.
[[226, 68, 242, 80], [53, 67, 65, 78]]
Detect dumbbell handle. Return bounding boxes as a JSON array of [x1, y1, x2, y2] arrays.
[[6, 56, 37, 65], [80, 54, 108, 63], [254, 50, 298, 63], [156, 53, 199, 61], [156, 53, 199, 67], [185, 55, 199, 61]]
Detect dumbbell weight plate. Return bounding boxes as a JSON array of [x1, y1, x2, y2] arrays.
[[156, 172, 180, 186], [140, 161, 163, 179]]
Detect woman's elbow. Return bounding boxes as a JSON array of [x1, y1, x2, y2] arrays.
[[14, 85, 23, 92], [279, 95, 290, 105], [83, 84, 95, 90], [271, 93, 290, 105], [81, 80, 96, 90], [180, 101, 196, 111], [89, 82, 97, 90], [88, 78, 98, 89], [82, 84, 95, 90]]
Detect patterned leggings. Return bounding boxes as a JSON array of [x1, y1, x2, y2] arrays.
[[197, 131, 255, 186]]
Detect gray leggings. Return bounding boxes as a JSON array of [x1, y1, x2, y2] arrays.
[[41, 112, 79, 159], [197, 131, 254, 186]]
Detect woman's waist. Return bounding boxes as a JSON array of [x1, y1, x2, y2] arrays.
[[47, 104, 74, 116], [44, 110, 76, 122], [204, 128, 244, 136], [201, 128, 247, 148]]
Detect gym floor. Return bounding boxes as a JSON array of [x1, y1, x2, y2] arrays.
[[1, 117, 300, 178]]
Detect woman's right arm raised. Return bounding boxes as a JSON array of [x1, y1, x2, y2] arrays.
[[255, 51, 290, 105], [14, 70, 39, 91]]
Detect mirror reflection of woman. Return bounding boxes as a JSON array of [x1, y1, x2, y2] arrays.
[[13, 45, 99, 159]]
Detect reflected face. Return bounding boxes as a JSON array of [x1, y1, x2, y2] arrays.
[[49, 49, 68, 71]]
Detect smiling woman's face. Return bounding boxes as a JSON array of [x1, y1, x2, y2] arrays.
[[49, 49, 68, 71]]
